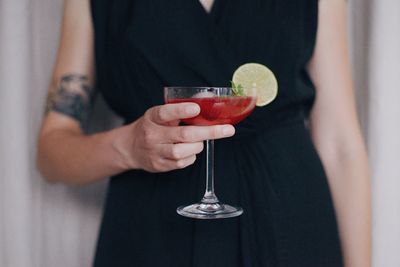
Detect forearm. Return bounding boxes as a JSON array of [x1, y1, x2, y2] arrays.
[[319, 142, 371, 267], [37, 125, 130, 185], [306, 0, 371, 264]]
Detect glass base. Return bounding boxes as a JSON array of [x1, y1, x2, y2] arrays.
[[177, 202, 243, 219]]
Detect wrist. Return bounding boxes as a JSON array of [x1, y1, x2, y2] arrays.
[[109, 123, 139, 172]]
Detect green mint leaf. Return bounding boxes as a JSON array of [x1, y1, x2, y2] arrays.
[[230, 81, 237, 90], [230, 81, 245, 96]]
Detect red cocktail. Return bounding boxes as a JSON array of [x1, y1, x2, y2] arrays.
[[167, 96, 256, 126]]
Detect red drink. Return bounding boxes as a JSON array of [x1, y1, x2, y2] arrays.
[[167, 96, 256, 125]]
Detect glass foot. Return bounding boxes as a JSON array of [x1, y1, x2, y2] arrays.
[[177, 202, 243, 219]]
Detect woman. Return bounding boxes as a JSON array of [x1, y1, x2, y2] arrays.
[[37, 0, 371, 266]]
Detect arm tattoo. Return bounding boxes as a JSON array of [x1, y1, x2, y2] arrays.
[[45, 74, 95, 127]]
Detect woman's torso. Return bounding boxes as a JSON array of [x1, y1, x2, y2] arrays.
[[92, 1, 344, 266]]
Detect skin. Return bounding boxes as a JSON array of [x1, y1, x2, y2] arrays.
[[37, 0, 371, 266], [37, 0, 235, 185], [199, 0, 214, 12]]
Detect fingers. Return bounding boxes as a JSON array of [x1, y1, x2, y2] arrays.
[[165, 125, 235, 143], [132, 104, 237, 173], [160, 142, 204, 160], [147, 103, 200, 124], [165, 155, 197, 170], [146, 104, 235, 143], [152, 155, 197, 172]]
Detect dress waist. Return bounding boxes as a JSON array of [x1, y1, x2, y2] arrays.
[[233, 105, 308, 139], [123, 105, 308, 139]]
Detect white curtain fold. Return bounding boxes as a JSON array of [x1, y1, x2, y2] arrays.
[[0, 0, 399, 266], [1, 1, 36, 266], [367, 1, 400, 266], [1, 1, 109, 266]]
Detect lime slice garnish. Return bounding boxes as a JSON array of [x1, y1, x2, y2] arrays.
[[232, 63, 278, 107]]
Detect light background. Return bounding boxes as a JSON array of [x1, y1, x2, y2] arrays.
[[0, 0, 399, 266]]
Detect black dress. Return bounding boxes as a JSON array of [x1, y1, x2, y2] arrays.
[[92, 0, 344, 266]]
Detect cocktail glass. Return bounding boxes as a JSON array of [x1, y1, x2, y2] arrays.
[[164, 87, 257, 219]]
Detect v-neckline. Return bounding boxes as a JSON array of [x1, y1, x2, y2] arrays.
[[195, 0, 221, 21], [199, 0, 217, 15]]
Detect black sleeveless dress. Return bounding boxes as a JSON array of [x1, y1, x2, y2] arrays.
[[91, 0, 344, 266]]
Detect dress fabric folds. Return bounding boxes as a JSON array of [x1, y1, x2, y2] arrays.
[[91, 0, 344, 266]]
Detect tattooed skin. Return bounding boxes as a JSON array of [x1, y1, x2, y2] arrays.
[[45, 74, 95, 126]]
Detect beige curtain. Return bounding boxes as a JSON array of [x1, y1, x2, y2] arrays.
[[0, 0, 399, 266], [364, 1, 400, 266], [0, 1, 110, 266]]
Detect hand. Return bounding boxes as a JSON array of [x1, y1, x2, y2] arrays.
[[115, 103, 235, 172]]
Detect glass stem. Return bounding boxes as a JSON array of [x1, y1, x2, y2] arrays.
[[201, 139, 219, 204]]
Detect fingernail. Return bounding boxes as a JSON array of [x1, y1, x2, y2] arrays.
[[222, 126, 235, 136], [186, 105, 200, 115]]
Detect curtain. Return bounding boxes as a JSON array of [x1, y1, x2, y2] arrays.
[[0, 0, 399, 266], [365, 1, 400, 266], [0, 1, 113, 266]]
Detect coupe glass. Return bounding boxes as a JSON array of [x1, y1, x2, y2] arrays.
[[164, 87, 257, 219]]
